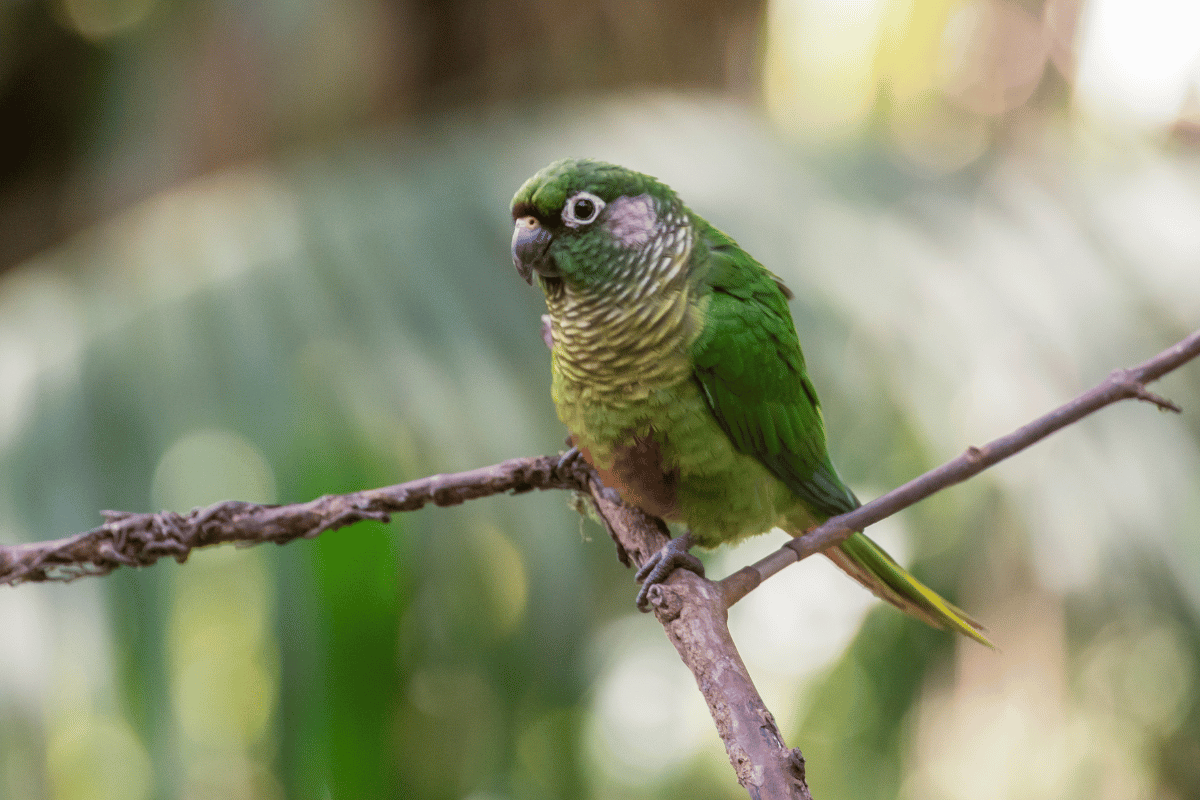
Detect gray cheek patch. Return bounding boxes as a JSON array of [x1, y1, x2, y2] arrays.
[[605, 194, 657, 248]]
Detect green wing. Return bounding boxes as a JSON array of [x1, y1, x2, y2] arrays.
[[689, 222, 857, 519], [689, 223, 992, 647]]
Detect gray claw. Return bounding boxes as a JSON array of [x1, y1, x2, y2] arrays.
[[635, 531, 703, 610], [556, 446, 581, 472]]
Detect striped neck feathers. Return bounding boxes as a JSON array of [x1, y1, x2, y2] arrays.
[[545, 198, 702, 387]]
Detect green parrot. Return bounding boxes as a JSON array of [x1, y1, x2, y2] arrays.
[[511, 158, 990, 646]]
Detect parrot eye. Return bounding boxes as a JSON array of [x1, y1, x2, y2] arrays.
[[561, 192, 605, 227]]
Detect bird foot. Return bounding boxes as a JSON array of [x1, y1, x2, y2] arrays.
[[635, 531, 704, 611], [556, 445, 582, 473]]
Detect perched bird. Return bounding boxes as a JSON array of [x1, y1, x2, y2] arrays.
[[511, 158, 990, 646]]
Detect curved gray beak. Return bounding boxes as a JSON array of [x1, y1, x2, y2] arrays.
[[512, 216, 556, 285]]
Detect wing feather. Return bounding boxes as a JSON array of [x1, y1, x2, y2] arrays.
[[689, 223, 858, 518], [687, 221, 992, 646]]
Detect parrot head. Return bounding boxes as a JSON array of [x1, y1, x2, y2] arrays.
[[510, 158, 688, 294]]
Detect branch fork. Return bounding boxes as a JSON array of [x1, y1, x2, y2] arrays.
[[1, 328, 1198, 799]]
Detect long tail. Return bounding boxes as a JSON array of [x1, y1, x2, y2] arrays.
[[821, 531, 994, 648]]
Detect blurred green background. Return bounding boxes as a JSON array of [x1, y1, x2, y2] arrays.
[[2, 0, 1200, 798]]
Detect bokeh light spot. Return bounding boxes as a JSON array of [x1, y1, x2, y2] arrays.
[[938, 0, 1047, 116], [47, 712, 153, 800], [764, 0, 888, 140], [586, 619, 709, 785], [57, 0, 157, 40], [1075, 0, 1200, 127], [474, 524, 528, 637], [152, 428, 277, 512]]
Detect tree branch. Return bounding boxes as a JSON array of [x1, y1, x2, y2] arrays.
[[1, 328, 1197, 800], [0, 451, 812, 797], [581, 472, 813, 798], [718, 327, 1200, 605], [0, 456, 584, 585]]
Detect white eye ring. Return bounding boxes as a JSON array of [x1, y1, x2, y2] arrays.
[[561, 192, 605, 227]]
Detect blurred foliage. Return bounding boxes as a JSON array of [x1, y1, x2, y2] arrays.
[[2, 1, 1200, 799], [0, 0, 761, 272]]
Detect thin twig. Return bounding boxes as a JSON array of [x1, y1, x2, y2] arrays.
[[718, 327, 1200, 606], [0, 456, 586, 585]]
